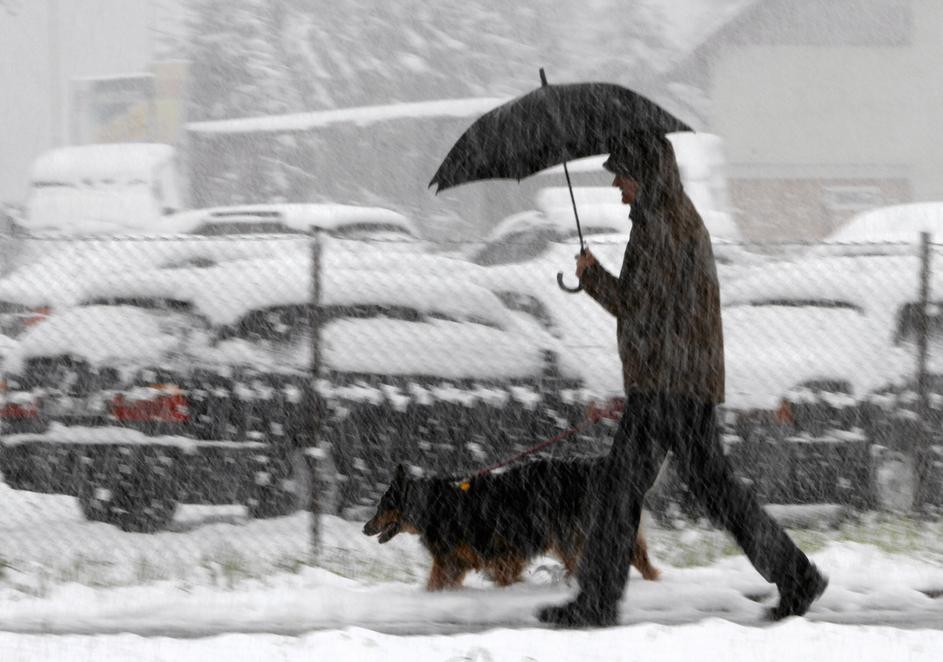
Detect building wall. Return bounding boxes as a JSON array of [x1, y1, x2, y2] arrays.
[[729, 176, 910, 241], [703, 0, 943, 240]]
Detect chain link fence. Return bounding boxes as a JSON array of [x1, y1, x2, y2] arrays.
[[0, 230, 940, 591]]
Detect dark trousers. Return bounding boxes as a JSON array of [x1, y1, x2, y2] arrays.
[[577, 392, 814, 607]]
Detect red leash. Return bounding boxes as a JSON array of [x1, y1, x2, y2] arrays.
[[457, 399, 623, 490]]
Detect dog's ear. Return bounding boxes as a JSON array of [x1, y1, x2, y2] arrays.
[[393, 463, 408, 484]]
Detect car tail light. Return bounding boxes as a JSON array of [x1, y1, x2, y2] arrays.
[[1, 401, 40, 419], [24, 306, 50, 327], [110, 385, 190, 424]]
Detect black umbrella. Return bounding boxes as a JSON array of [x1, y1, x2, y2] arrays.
[[430, 69, 692, 291]]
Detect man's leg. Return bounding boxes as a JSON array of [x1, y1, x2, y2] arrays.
[[672, 401, 827, 619], [538, 394, 667, 626]]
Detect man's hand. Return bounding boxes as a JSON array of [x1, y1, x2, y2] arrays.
[[575, 250, 598, 279]]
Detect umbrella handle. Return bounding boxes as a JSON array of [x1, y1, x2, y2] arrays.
[[556, 271, 583, 293]]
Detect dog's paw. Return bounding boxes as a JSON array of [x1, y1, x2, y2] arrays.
[[530, 563, 568, 585]]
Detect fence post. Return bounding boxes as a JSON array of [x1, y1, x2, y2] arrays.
[[913, 231, 932, 512], [306, 231, 323, 558]]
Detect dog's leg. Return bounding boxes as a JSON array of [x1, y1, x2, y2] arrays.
[[426, 556, 467, 591], [631, 530, 661, 581], [489, 556, 527, 587], [555, 547, 579, 578], [549, 538, 581, 578]]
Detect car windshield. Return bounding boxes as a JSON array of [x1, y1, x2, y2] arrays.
[[193, 221, 302, 235], [494, 291, 556, 333], [330, 223, 412, 240]]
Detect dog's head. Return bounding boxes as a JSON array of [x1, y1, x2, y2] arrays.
[[363, 464, 419, 544]]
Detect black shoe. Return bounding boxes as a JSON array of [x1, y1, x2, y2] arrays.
[[537, 597, 617, 628], [767, 563, 828, 621]]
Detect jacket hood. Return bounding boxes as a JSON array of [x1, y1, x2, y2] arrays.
[[607, 132, 697, 237]]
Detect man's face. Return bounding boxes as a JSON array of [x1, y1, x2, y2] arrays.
[[612, 175, 640, 205]]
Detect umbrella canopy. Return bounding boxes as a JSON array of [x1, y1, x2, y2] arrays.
[[430, 79, 692, 193]]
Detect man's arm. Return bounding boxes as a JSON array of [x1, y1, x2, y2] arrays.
[[578, 254, 628, 318]]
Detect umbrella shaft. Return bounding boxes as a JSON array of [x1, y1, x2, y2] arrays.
[[562, 161, 585, 252]]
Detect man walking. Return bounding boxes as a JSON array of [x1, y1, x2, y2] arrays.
[[537, 132, 827, 627]]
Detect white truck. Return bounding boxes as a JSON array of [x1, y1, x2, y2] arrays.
[[22, 142, 183, 235]]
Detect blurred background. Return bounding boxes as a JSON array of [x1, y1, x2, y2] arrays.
[[0, 0, 941, 638], [2, 0, 935, 244]]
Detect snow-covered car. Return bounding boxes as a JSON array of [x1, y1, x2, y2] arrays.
[[719, 253, 919, 506], [198, 262, 585, 515], [0, 301, 273, 531], [816, 202, 943, 256], [0, 303, 203, 431], [466, 186, 626, 266], [474, 235, 627, 403]]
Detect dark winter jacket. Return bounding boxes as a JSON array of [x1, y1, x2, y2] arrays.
[[579, 137, 725, 404]]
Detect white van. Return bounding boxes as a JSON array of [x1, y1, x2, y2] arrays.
[[24, 143, 183, 234]]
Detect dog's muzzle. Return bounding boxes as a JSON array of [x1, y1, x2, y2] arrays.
[[363, 518, 402, 544]]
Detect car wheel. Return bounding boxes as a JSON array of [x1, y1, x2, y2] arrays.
[[76, 456, 116, 523], [246, 450, 304, 519], [76, 452, 123, 523], [109, 448, 178, 533]]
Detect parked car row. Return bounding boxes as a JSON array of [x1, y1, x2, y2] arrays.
[[2, 194, 939, 530], [0, 245, 597, 528]]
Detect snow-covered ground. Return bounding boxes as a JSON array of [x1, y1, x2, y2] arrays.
[[2, 619, 942, 662], [1, 479, 942, 659]]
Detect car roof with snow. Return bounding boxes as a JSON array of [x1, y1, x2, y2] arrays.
[[165, 203, 420, 238], [826, 202, 943, 245], [76, 251, 508, 329], [0, 235, 309, 310], [29, 143, 175, 185], [22, 143, 182, 235]]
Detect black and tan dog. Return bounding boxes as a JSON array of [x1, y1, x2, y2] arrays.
[[363, 459, 660, 591]]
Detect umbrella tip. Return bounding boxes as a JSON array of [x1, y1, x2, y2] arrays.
[[539, 68, 548, 87]]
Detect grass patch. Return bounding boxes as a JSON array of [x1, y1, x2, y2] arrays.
[[645, 512, 943, 569], [795, 513, 943, 561], [316, 545, 425, 584], [53, 555, 118, 588], [272, 555, 309, 575], [198, 547, 257, 589]]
